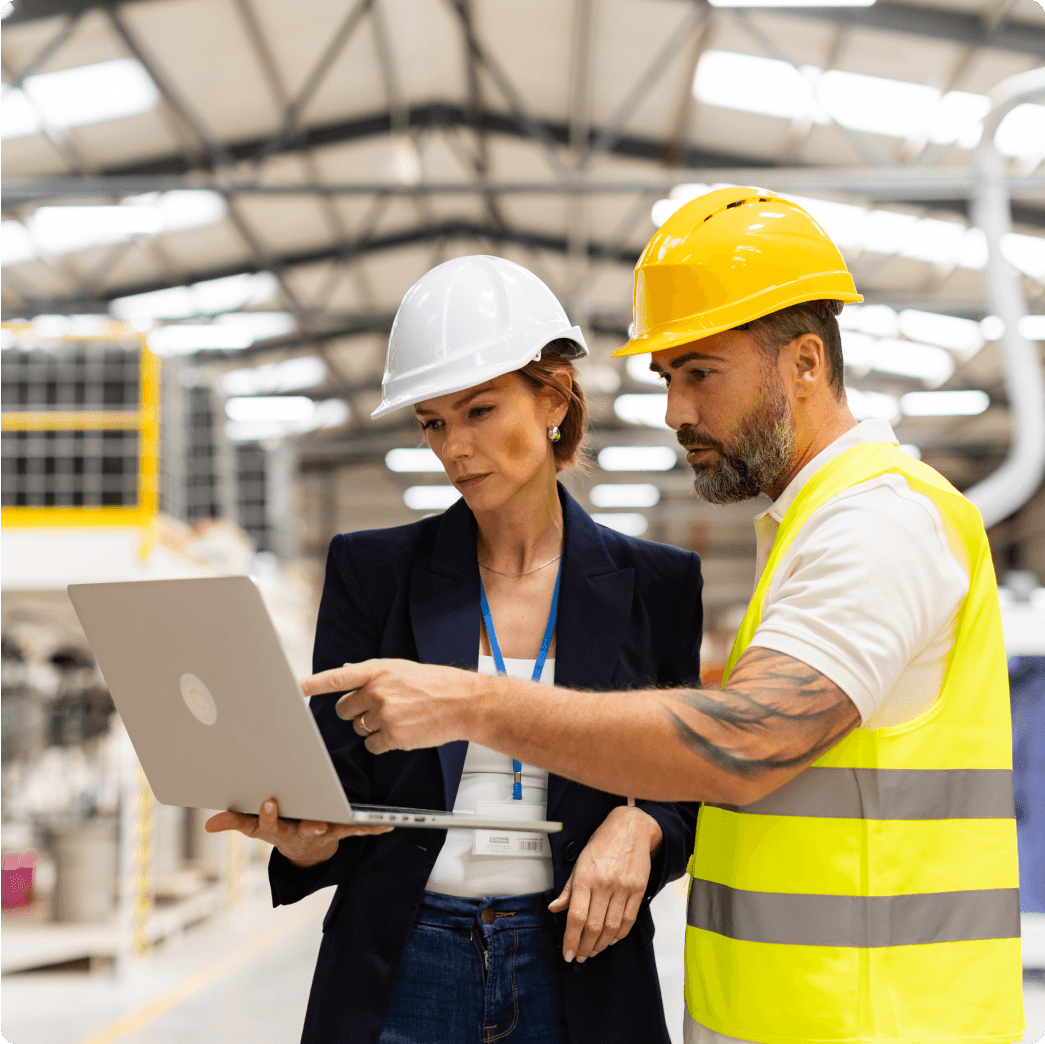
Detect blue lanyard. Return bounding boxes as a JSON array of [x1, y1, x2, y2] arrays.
[[479, 562, 561, 800]]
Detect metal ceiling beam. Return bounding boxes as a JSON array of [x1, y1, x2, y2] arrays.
[[0, 219, 644, 319], [44, 101, 771, 179], [734, 0, 1045, 56], [8, 0, 1045, 55], [6, 170, 1044, 215]]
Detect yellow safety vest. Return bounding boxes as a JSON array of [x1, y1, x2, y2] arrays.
[[684, 441, 1023, 1044]]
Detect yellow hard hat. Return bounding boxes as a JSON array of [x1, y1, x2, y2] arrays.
[[612, 186, 863, 358]]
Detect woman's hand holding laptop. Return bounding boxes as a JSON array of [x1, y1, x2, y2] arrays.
[[205, 797, 392, 868]]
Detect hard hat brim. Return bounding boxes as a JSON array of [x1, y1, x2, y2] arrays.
[[612, 281, 863, 358]]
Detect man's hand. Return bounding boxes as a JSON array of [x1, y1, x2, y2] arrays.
[[300, 659, 487, 753], [548, 805, 662, 963], [205, 798, 392, 868]]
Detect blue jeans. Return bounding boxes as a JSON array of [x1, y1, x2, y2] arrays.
[[378, 890, 571, 1044]]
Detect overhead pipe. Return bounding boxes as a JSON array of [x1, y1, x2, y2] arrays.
[[964, 67, 1045, 530]]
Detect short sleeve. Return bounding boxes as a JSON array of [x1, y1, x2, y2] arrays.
[[749, 479, 969, 724]]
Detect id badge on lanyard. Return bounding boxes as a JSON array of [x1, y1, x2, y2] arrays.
[[475, 563, 560, 856]]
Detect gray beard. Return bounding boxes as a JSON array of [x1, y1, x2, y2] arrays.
[[684, 386, 795, 505]]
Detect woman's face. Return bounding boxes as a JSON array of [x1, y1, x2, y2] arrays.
[[414, 372, 567, 513]]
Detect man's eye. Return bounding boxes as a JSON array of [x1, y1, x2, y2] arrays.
[[688, 369, 711, 382]]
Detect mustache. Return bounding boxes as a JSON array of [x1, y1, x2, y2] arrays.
[[676, 425, 725, 455]]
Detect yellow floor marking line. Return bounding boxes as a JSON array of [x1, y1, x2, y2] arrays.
[[78, 900, 322, 1044]]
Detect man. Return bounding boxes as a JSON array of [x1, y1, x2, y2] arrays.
[[306, 188, 1024, 1043]]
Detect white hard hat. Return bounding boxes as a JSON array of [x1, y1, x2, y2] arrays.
[[371, 255, 588, 419]]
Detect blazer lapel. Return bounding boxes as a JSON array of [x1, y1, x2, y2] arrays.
[[547, 487, 635, 818], [409, 499, 481, 812]]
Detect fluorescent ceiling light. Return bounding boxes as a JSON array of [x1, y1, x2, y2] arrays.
[[1, 59, 160, 140], [613, 394, 669, 430], [898, 444, 922, 460], [871, 339, 955, 386], [846, 388, 900, 423], [220, 356, 327, 397], [980, 316, 1005, 341], [111, 272, 279, 321], [625, 355, 664, 387], [590, 483, 661, 509], [224, 398, 347, 441], [403, 486, 461, 511], [598, 446, 677, 472], [226, 396, 316, 423], [1019, 316, 1045, 341], [900, 390, 990, 416], [149, 313, 295, 355], [592, 513, 649, 537], [897, 310, 983, 356], [385, 448, 444, 473]]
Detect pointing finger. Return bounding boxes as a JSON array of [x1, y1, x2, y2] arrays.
[[299, 661, 379, 698]]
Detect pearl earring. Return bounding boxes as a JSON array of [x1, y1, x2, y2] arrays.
[[549, 425, 561, 442]]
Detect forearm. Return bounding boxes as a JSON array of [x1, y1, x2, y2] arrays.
[[468, 674, 746, 803], [467, 647, 859, 804]]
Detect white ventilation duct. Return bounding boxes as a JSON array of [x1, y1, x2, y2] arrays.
[[964, 67, 1045, 530]]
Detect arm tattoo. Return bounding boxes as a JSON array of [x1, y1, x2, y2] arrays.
[[665, 647, 860, 779]]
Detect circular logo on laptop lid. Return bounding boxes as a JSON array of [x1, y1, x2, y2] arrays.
[[180, 673, 218, 725]]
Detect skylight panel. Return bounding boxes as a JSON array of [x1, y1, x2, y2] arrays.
[[929, 91, 990, 147], [694, 51, 820, 122], [994, 104, 1045, 159], [7, 192, 228, 265], [111, 273, 279, 321], [816, 69, 940, 139], [385, 448, 444, 473], [403, 486, 461, 511], [1, 59, 160, 140], [899, 218, 967, 265], [1, 221, 36, 267]]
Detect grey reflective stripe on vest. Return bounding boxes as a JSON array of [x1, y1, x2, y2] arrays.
[[687, 879, 1021, 948], [708, 767, 1015, 820]]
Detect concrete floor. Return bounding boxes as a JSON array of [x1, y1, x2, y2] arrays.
[[2, 881, 1042, 1044]]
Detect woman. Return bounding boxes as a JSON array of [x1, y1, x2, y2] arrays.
[[209, 256, 703, 1044]]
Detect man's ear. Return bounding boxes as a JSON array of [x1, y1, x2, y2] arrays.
[[791, 333, 826, 400]]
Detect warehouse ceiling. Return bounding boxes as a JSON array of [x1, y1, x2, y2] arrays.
[[2, 0, 1044, 487]]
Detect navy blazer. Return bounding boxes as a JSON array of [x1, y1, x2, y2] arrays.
[[269, 485, 703, 1044]]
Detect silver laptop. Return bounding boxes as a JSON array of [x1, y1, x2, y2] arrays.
[[68, 576, 561, 834]]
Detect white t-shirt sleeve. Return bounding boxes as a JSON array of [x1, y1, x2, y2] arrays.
[[749, 478, 969, 725]]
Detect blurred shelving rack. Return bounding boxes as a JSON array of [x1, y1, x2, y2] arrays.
[[0, 323, 263, 976]]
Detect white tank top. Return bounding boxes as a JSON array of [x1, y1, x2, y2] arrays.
[[424, 654, 556, 898]]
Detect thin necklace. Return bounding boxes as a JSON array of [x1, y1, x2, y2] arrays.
[[478, 554, 561, 577]]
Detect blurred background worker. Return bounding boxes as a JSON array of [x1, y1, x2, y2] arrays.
[[2, 2, 1043, 1042], [309, 188, 1025, 1044], [210, 256, 704, 1044]]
